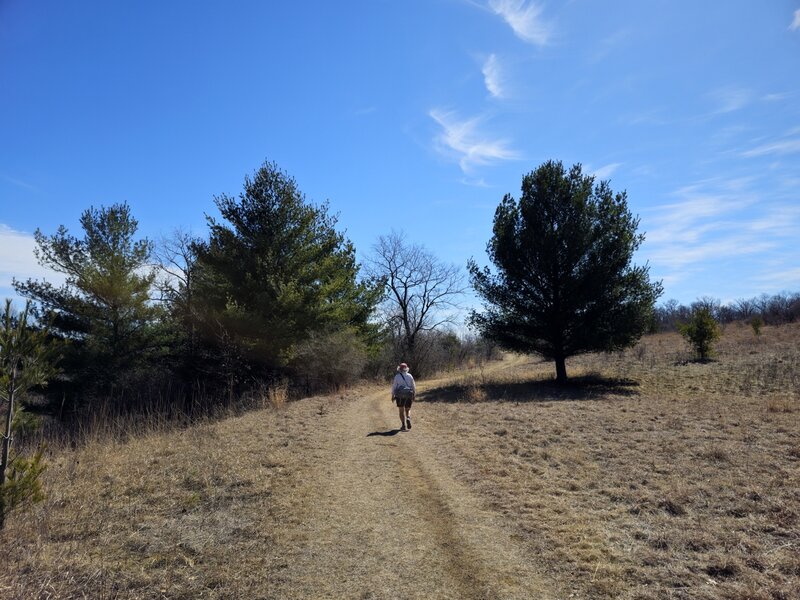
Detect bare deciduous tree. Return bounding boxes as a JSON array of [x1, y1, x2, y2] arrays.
[[155, 229, 198, 302], [154, 229, 200, 358], [367, 231, 466, 374]]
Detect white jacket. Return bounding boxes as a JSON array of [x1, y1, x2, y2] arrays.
[[391, 371, 416, 395]]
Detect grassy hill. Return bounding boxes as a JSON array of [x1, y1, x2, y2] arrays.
[[2, 323, 798, 599]]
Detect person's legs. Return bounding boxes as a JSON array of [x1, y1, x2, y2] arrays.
[[404, 402, 412, 429], [398, 404, 406, 430]]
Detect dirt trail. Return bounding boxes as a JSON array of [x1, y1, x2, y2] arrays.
[[268, 385, 558, 599]]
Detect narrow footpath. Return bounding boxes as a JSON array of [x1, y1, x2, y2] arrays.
[[265, 386, 558, 599]]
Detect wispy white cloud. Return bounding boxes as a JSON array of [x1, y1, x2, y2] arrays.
[[489, 0, 552, 46], [482, 54, 505, 98], [748, 205, 800, 235], [644, 190, 752, 247], [762, 92, 791, 102], [624, 89, 785, 129], [757, 266, 800, 287], [620, 109, 670, 127], [641, 179, 800, 285], [0, 174, 37, 191], [0, 224, 66, 291], [791, 9, 800, 30], [429, 108, 519, 172], [630, 164, 656, 178], [707, 86, 753, 114], [460, 176, 491, 188], [646, 237, 774, 271], [590, 162, 622, 180], [589, 29, 631, 63], [741, 137, 800, 157]]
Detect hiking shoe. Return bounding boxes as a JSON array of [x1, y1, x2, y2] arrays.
[[406, 417, 412, 430], [400, 426, 407, 431]]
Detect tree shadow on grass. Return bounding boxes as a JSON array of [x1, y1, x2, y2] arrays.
[[674, 357, 718, 366], [417, 374, 639, 404]]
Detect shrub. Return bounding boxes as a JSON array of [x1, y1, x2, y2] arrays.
[[0, 447, 47, 523], [679, 307, 720, 360], [289, 328, 367, 392], [749, 315, 764, 336]]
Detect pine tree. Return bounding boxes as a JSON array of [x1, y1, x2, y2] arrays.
[[193, 161, 382, 380], [469, 161, 662, 383], [679, 307, 720, 360], [0, 300, 59, 528], [14, 203, 163, 389]]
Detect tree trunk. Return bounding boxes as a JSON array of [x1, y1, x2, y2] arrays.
[[554, 356, 568, 384], [405, 334, 416, 368], [0, 372, 16, 529]]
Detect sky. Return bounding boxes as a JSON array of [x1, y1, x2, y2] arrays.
[[1, 0, 799, 313]]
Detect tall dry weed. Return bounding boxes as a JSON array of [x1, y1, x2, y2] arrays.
[[465, 383, 487, 403], [452, 367, 491, 402], [265, 382, 288, 409]]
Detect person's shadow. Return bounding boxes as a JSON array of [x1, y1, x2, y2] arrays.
[[366, 428, 403, 437]]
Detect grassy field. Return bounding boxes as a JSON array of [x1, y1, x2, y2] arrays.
[[418, 322, 799, 599], [1, 322, 798, 599]]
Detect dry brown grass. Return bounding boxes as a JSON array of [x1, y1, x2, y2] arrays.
[[1, 323, 798, 599], [0, 386, 354, 599], [415, 322, 799, 599]]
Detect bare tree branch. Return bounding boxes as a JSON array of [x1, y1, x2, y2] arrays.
[[366, 231, 466, 369]]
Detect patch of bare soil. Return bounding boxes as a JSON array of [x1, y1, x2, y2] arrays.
[[262, 386, 559, 599]]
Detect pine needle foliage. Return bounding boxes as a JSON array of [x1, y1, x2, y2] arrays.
[[679, 307, 721, 360], [13, 203, 163, 389], [0, 300, 59, 528], [469, 161, 662, 383], [192, 161, 382, 380]]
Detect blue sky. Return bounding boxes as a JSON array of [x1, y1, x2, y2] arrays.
[[1, 0, 799, 312]]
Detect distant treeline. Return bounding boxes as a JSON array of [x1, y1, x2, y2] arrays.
[[11, 162, 491, 428], [653, 292, 800, 332], [12, 158, 795, 429]]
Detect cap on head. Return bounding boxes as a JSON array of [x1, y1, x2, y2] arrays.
[[399, 362, 408, 370]]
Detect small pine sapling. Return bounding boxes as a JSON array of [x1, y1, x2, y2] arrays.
[[0, 300, 59, 529], [679, 307, 720, 361], [749, 315, 763, 336]]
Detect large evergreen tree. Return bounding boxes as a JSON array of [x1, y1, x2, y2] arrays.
[[192, 161, 381, 379], [14, 203, 162, 388], [468, 161, 662, 383]]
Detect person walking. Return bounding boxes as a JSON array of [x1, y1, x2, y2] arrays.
[[391, 362, 416, 431]]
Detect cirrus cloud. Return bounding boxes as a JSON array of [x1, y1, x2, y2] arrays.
[[640, 178, 800, 293], [489, 0, 552, 46], [590, 162, 622, 180], [481, 54, 505, 98], [429, 109, 520, 173]]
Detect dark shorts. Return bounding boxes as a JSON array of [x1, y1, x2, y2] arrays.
[[394, 395, 413, 408]]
